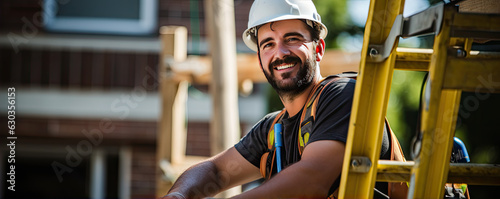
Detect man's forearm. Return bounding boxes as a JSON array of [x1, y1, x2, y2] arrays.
[[163, 147, 261, 199], [166, 161, 226, 198], [232, 140, 344, 199]]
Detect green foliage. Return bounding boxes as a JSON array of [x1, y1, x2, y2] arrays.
[[457, 92, 500, 164], [386, 71, 427, 158], [314, 0, 350, 48]]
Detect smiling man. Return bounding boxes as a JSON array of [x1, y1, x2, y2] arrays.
[[161, 0, 394, 198]]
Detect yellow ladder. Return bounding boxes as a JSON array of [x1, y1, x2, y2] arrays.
[[338, 0, 500, 198]]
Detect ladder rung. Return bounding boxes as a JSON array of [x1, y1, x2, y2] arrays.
[[443, 57, 500, 92], [395, 48, 432, 71], [376, 160, 413, 182], [395, 48, 500, 72], [377, 160, 500, 185], [448, 163, 500, 186]]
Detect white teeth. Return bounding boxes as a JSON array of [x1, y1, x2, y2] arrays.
[[276, 64, 294, 70]]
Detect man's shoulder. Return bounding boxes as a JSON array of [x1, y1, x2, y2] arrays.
[[327, 75, 356, 84], [322, 76, 356, 95], [313, 76, 356, 111]]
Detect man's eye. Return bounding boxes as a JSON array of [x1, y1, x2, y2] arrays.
[[262, 43, 273, 49], [287, 37, 299, 42]]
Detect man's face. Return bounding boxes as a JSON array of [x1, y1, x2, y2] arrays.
[[257, 19, 318, 96]]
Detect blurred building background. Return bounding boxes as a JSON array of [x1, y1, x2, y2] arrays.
[[1, 0, 499, 198], [0, 0, 264, 198]]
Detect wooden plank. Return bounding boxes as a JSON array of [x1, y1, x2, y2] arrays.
[[156, 26, 189, 197], [205, 0, 240, 155], [170, 50, 361, 85], [205, 0, 241, 197]]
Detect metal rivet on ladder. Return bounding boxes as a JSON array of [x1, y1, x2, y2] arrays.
[[350, 156, 372, 173], [369, 48, 379, 58], [457, 48, 466, 58], [449, 47, 467, 58]]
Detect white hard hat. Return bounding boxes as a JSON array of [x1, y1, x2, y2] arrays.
[[242, 0, 328, 52]]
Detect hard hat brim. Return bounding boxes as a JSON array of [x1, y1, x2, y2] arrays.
[[242, 17, 327, 52]]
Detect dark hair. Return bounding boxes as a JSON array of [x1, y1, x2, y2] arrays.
[[300, 19, 321, 42]]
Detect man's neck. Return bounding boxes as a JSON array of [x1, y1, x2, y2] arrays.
[[280, 73, 322, 117]]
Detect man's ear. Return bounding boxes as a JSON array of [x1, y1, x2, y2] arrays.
[[315, 39, 326, 62]]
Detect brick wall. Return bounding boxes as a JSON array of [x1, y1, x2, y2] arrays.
[[3, 116, 242, 156], [0, 0, 253, 89], [0, 0, 41, 31], [0, 116, 247, 196], [158, 0, 252, 38], [186, 122, 211, 156], [131, 146, 157, 198], [0, 47, 159, 90], [0, 0, 254, 197], [0, 0, 253, 38], [186, 122, 248, 156], [3, 116, 157, 144]]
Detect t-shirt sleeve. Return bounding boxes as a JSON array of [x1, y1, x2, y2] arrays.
[[307, 78, 356, 145], [234, 111, 280, 168]]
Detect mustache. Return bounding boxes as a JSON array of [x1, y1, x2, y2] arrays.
[[269, 56, 302, 70]]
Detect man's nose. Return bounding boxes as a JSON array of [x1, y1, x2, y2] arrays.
[[275, 42, 291, 59]]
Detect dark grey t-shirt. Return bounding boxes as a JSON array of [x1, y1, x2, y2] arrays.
[[235, 78, 391, 196]]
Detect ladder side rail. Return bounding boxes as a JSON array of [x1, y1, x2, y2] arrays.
[[338, 0, 405, 198], [408, 6, 463, 199]]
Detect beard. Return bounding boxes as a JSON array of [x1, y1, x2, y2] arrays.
[[263, 55, 317, 99]]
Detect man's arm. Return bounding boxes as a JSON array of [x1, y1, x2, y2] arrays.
[[161, 147, 261, 199], [232, 140, 345, 198]]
